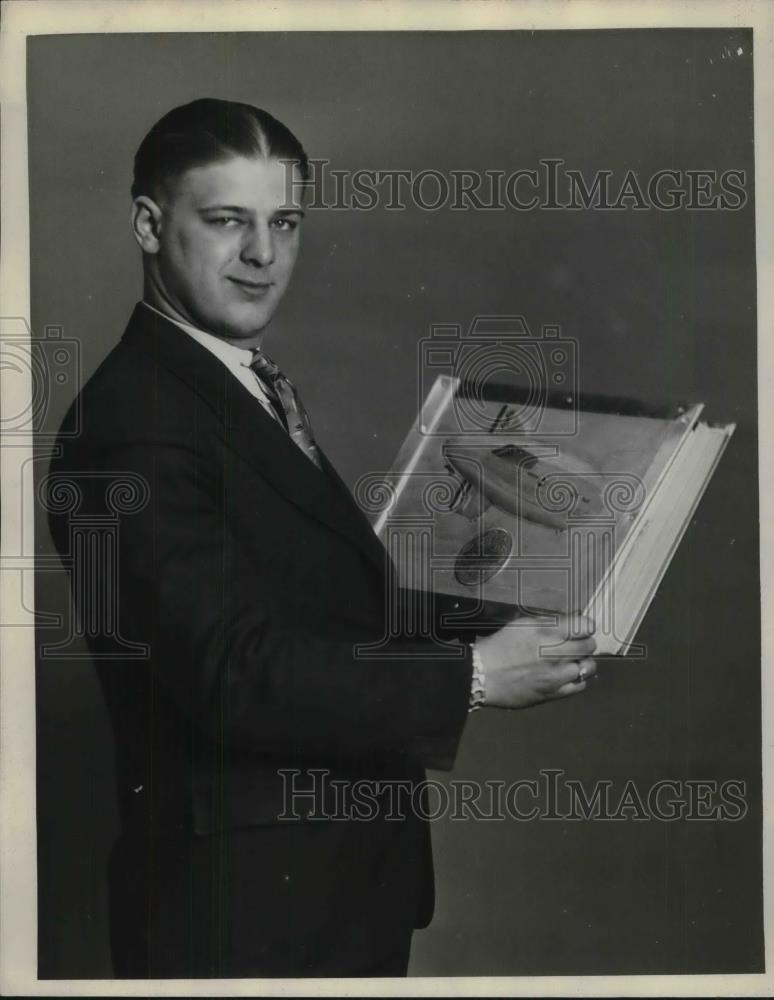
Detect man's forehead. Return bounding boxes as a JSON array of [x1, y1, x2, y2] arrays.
[[170, 155, 305, 210]]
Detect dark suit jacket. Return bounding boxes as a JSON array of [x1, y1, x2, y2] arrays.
[[47, 303, 474, 976]]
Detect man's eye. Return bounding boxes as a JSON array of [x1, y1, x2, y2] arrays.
[[271, 217, 299, 231], [210, 217, 242, 227]]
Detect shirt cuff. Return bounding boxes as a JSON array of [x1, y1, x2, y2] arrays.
[[468, 643, 486, 712]]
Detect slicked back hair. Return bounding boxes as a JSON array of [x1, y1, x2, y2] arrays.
[[131, 97, 309, 201]]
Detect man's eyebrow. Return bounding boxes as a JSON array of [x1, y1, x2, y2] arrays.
[[198, 204, 250, 213], [197, 205, 305, 217]]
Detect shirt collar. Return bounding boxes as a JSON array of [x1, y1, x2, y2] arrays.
[[141, 300, 256, 369]]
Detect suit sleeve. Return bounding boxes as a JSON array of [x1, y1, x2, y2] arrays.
[[68, 434, 473, 772]]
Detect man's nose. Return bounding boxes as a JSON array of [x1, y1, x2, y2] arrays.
[[240, 222, 275, 267]]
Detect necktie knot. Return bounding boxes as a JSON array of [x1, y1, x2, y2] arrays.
[[249, 349, 282, 383]]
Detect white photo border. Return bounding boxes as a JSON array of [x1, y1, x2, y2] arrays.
[[2, 1, 772, 995]]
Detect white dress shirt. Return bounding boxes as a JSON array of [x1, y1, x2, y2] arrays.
[[141, 301, 281, 423]]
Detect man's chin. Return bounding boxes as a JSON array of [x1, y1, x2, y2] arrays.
[[215, 306, 277, 343]]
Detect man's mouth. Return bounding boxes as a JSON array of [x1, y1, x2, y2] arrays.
[[228, 277, 274, 295]]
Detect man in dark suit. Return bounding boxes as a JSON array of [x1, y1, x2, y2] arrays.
[[47, 99, 597, 978]]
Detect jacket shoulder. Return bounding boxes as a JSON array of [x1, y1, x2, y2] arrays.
[[55, 336, 216, 457]]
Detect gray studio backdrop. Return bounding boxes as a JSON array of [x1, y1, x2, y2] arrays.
[[30, 30, 760, 977]]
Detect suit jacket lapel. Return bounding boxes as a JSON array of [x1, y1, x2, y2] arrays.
[[121, 303, 388, 577]]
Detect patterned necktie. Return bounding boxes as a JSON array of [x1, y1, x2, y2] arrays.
[[249, 349, 322, 469]]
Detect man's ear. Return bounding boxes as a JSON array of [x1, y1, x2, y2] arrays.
[[131, 196, 164, 253]]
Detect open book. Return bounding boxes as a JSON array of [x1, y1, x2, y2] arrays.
[[370, 376, 734, 656]]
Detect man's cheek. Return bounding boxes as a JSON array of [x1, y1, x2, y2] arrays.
[[277, 251, 298, 288]]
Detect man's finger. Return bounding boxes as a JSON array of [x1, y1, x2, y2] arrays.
[[551, 659, 586, 686], [554, 679, 587, 698], [555, 613, 596, 639], [542, 635, 597, 660], [550, 657, 597, 689]]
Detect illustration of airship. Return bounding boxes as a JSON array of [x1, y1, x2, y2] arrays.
[[441, 438, 605, 530]]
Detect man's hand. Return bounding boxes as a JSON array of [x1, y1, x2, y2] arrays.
[[475, 613, 597, 710]]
